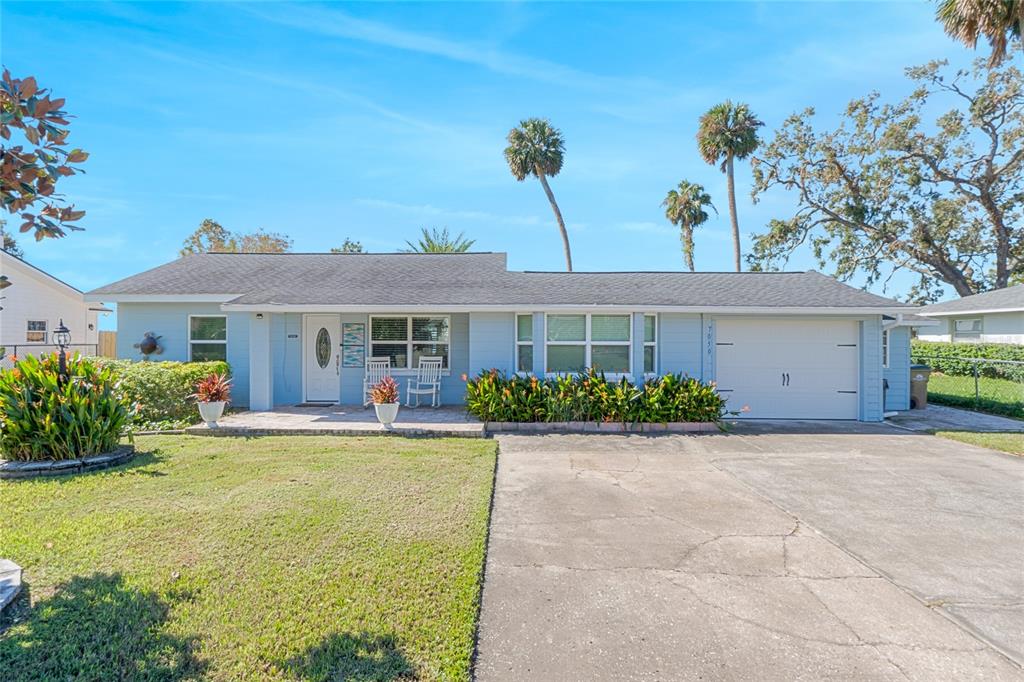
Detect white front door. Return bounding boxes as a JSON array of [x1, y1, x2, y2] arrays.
[[715, 318, 860, 420], [304, 314, 340, 403]]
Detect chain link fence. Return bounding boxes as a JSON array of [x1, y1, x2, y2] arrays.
[[910, 353, 1024, 419]]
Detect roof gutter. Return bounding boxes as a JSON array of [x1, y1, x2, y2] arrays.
[[218, 302, 916, 315], [920, 307, 1024, 317]]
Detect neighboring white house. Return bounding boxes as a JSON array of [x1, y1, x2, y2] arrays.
[[918, 284, 1024, 345], [0, 250, 110, 354]]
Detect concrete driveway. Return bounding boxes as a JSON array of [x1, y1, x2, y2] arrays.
[[474, 430, 1023, 680]]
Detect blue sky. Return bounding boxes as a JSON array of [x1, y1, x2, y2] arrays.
[[2, 1, 979, 329]]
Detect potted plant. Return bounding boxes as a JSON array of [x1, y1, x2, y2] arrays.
[[370, 376, 400, 428], [192, 372, 231, 427]]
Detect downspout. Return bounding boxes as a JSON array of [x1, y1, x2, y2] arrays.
[[881, 313, 903, 331]]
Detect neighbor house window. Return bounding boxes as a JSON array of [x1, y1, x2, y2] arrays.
[[189, 315, 227, 362], [26, 320, 47, 343], [546, 313, 631, 374], [953, 318, 982, 342], [370, 316, 449, 369], [644, 315, 657, 374], [882, 330, 890, 368], [516, 314, 533, 373]]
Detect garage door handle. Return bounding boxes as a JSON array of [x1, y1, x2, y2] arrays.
[[781, 372, 790, 387]]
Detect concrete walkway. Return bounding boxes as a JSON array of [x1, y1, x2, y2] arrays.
[[475, 433, 1022, 680], [185, 404, 484, 437], [887, 404, 1023, 433]]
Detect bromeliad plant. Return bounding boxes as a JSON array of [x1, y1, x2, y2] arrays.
[[465, 368, 732, 424], [369, 376, 400, 405], [192, 372, 232, 403], [0, 353, 134, 461]]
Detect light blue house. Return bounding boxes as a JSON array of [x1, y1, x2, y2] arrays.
[[86, 252, 921, 422]]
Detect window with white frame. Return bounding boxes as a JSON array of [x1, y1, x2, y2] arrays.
[[189, 316, 227, 362], [370, 316, 449, 369], [643, 314, 657, 374], [882, 329, 890, 368], [546, 313, 631, 374], [953, 318, 982, 341], [26, 320, 47, 343], [516, 314, 533, 373]]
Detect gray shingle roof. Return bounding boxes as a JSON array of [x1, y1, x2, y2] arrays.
[[920, 284, 1024, 315], [87, 252, 911, 309]]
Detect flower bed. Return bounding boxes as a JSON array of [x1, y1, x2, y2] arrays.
[[465, 369, 735, 425], [0, 354, 134, 462]]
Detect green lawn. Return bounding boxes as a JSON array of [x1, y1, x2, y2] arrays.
[[935, 431, 1024, 456], [926, 372, 1024, 419], [0, 435, 497, 681]]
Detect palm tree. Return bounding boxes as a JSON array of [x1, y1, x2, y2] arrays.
[[935, 0, 1022, 66], [697, 101, 763, 272], [504, 118, 573, 271], [402, 227, 475, 253], [662, 181, 716, 272]]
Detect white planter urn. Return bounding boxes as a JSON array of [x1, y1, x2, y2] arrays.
[[374, 402, 400, 428], [198, 400, 226, 427]]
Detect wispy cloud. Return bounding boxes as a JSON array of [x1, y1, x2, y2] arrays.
[[355, 198, 543, 227], [621, 221, 672, 235], [241, 4, 661, 93], [135, 45, 453, 137]]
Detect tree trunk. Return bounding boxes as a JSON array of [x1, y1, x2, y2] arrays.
[[681, 225, 695, 272], [536, 168, 573, 272], [726, 153, 741, 272]]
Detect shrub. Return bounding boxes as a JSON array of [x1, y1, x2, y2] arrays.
[[370, 376, 400, 404], [192, 372, 232, 403], [465, 369, 733, 424], [0, 353, 134, 461], [911, 341, 1024, 381], [90, 358, 231, 427]]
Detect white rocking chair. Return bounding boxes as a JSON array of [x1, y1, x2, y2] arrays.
[[406, 356, 443, 408], [363, 357, 391, 406]]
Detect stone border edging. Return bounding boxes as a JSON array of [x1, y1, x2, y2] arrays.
[[485, 421, 720, 434], [183, 426, 486, 439], [0, 444, 136, 479]]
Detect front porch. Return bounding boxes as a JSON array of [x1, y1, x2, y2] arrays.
[[185, 404, 485, 438]]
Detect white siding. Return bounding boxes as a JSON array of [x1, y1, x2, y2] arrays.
[[0, 252, 102, 351], [918, 313, 1024, 345]]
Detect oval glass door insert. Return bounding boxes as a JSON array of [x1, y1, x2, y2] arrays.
[[315, 328, 331, 368]]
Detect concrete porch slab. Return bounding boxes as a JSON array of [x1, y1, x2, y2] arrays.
[[184, 404, 485, 438]]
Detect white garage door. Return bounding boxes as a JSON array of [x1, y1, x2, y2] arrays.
[[715, 318, 860, 420]]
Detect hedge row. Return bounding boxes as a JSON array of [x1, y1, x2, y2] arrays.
[[465, 369, 734, 424], [90, 357, 231, 427], [910, 341, 1024, 381]]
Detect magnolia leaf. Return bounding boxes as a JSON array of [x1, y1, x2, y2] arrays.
[[19, 76, 37, 98]]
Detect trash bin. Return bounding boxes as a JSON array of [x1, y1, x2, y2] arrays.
[[910, 364, 931, 409]]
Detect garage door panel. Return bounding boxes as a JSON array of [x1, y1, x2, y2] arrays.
[[715, 319, 860, 420]]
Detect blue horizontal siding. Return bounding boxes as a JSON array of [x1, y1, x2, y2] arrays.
[[883, 326, 910, 411], [116, 302, 250, 407], [659, 313, 702, 378]]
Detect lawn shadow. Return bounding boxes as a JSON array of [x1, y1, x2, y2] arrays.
[[0, 572, 205, 680], [284, 631, 415, 681]]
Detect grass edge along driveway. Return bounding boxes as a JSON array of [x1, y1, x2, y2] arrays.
[[934, 430, 1024, 456], [0, 435, 497, 681]]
